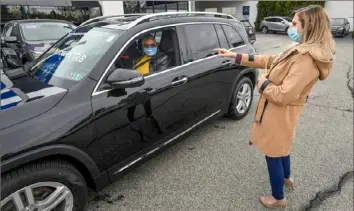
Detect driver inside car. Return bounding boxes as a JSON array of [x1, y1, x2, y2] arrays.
[[133, 35, 171, 75]]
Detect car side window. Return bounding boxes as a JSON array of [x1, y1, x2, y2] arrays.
[[222, 25, 245, 48], [182, 24, 219, 61], [5, 24, 13, 37], [10, 25, 19, 38], [214, 24, 229, 49], [275, 18, 283, 23], [114, 27, 180, 76]]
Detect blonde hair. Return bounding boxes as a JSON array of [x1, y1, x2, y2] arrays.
[[294, 5, 335, 60]]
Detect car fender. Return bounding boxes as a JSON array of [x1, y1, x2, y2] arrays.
[[228, 67, 257, 102], [1, 144, 101, 179]]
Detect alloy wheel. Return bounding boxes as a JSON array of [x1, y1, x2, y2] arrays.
[[1, 182, 74, 211], [236, 83, 252, 114]]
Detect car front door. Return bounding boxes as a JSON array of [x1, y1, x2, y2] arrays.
[[91, 26, 204, 181], [276, 18, 287, 31]]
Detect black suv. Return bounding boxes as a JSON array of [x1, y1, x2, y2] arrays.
[[0, 12, 258, 210]]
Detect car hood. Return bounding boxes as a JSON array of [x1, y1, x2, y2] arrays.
[[26, 40, 58, 53], [331, 25, 344, 29], [0, 68, 67, 130]]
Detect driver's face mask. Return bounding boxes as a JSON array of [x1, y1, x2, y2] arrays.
[[143, 43, 158, 57]]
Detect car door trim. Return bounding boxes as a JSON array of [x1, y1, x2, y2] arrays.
[[92, 21, 246, 96], [113, 109, 221, 174]]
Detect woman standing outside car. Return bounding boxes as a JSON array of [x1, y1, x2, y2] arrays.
[[216, 5, 335, 208]]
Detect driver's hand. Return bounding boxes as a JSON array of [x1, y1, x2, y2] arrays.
[[214, 48, 237, 58]]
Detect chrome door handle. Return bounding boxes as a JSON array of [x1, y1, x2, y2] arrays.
[[171, 77, 188, 86]]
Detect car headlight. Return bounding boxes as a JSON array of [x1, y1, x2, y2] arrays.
[[248, 29, 253, 34], [337, 27, 344, 31]]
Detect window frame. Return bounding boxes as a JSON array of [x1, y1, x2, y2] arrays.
[[275, 18, 283, 23], [178, 23, 221, 62], [92, 21, 247, 96], [221, 24, 245, 48], [4, 23, 13, 37], [214, 24, 229, 49], [109, 26, 182, 77]]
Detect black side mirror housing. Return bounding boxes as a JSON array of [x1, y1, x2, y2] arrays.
[[1, 47, 22, 68], [106, 68, 144, 89]]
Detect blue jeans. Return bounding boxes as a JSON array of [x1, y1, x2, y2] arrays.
[[265, 155, 291, 200]]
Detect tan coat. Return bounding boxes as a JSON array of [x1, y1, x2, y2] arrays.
[[240, 45, 334, 157]]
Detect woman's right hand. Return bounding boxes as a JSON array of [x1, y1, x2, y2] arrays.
[[215, 48, 237, 58]]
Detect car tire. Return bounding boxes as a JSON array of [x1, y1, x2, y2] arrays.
[[1, 160, 88, 211], [341, 31, 346, 37], [285, 27, 289, 33], [261, 26, 268, 34], [227, 77, 254, 120]]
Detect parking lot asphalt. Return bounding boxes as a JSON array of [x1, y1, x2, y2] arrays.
[[87, 33, 353, 211]]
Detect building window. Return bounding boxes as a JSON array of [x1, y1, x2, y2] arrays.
[[221, 7, 236, 18], [205, 8, 217, 13], [124, 1, 189, 14]]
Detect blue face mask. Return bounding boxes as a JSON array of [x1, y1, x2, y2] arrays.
[[287, 28, 303, 43], [143, 47, 158, 57]]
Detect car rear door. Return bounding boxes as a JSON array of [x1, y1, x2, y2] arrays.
[[267, 18, 277, 30], [172, 23, 233, 121]]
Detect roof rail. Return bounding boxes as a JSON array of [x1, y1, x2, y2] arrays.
[[126, 11, 236, 29], [79, 14, 146, 26]]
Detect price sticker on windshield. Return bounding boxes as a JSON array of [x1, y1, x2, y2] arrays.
[[53, 50, 87, 63]]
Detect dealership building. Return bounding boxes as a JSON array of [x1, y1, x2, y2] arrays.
[[1, 1, 353, 31]]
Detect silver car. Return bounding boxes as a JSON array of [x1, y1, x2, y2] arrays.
[[260, 16, 292, 34]]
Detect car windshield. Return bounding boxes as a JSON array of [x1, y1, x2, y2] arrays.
[[331, 18, 345, 25], [20, 22, 76, 41], [29, 26, 124, 89], [242, 21, 251, 27], [283, 17, 292, 22]]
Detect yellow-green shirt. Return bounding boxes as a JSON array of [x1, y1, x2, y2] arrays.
[[134, 55, 150, 75]]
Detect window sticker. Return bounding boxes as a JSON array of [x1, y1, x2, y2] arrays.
[[52, 50, 87, 63], [70, 73, 82, 81]]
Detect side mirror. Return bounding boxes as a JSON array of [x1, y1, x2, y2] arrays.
[[4, 36, 18, 43], [281, 21, 286, 24], [106, 68, 144, 89], [1, 48, 22, 68]]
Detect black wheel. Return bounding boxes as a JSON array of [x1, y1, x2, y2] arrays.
[[261, 26, 268, 34], [341, 31, 346, 37], [285, 27, 289, 33], [227, 77, 254, 120], [1, 160, 88, 211]]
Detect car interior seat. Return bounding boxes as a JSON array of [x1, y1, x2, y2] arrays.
[[158, 30, 179, 67]]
